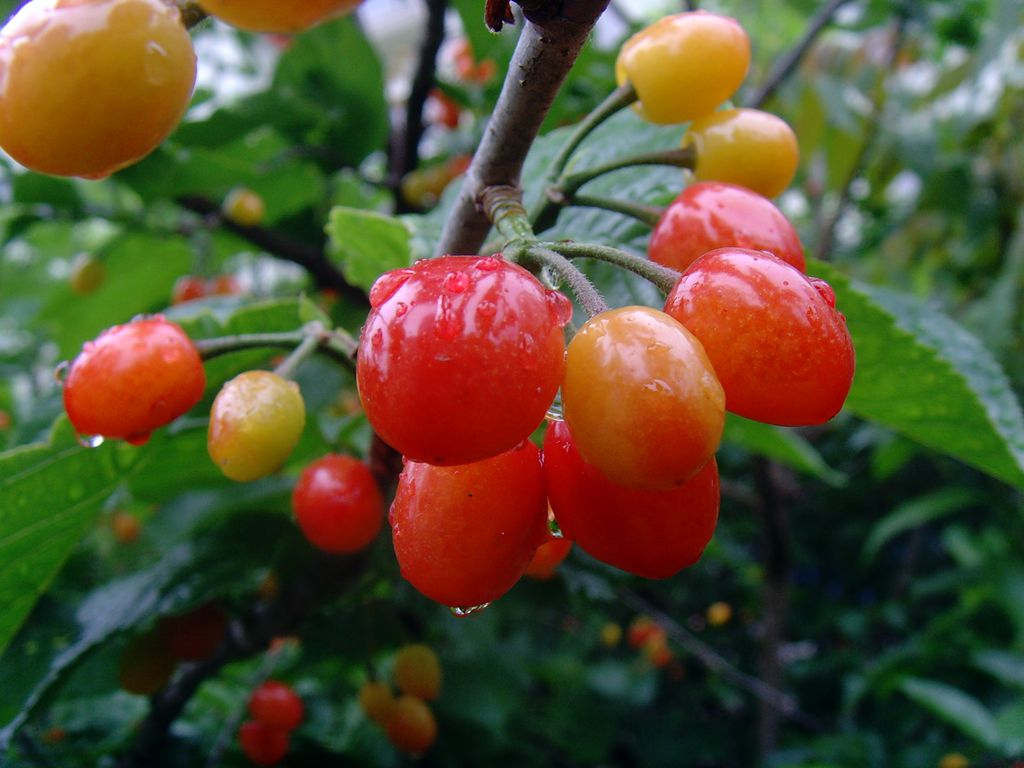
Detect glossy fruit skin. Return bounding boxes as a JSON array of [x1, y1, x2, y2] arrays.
[[390, 441, 548, 608], [0, 0, 196, 179], [663, 248, 855, 426], [383, 696, 438, 756], [198, 0, 361, 33], [208, 371, 306, 482], [292, 455, 383, 553], [544, 421, 720, 579], [63, 316, 205, 444], [249, 681, 304, 731], [118, 631, 176, 696], [562, 306, 724, 490], [357, 256, 569, 466], [683, 109, 800, 198], [223, 187, 266, 227], [69, 253, 106, 295], [158, 602, 227, 661], [615, 12, 750, 125], [648, 182, 806, 273], [358, 680, 395, 724], [393, 644, 442, 701], [238, 720, 289, 766], [524, 535, 573, 580]]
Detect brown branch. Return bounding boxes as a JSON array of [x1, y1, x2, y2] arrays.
[[388, 0, 448, 209], [745, 0, 852, 109], [435, 0, 611, 255], [176, 196, 367, 307]]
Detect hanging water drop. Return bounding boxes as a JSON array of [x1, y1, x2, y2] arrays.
[[450, 603, 490, 618]]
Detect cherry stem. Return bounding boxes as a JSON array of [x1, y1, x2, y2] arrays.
[[173, 0, 208, 28], [560, 145, 697, 195], [562, 193, 663, 228], [479, 185, 537, 247], [195, 326, 357, 370], [543, 240, 681, 294], [518, 244, 609, 316], [545, 81, 638, 183], [274, 332, 321, 380]]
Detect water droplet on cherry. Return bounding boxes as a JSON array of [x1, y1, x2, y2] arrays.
[[78, 434, 104, 449], [369, 269, 414, 307], [371, 329, 384, 348], [474, 257, 501, 272], [394, 301, 409, 317], [450, 603, 490, 617], [546, 290, 573, 326], [443, 271, 471, 293], [809, 278, 836, 308], [476, 300, 497, 319], [54, 361, 69, 385]]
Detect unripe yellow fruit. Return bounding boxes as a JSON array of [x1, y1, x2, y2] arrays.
[[706, 601, 733, 627], [358, 680, 395, 725], [197, 0, 362, 33], [393, 644, 442, 700]]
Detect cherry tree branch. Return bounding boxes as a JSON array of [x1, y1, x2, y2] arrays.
[[435, 0, 612, 255]]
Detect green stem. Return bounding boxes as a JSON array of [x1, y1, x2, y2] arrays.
[[561, 146, 696, 195], [520, 245, 609, 317], [273, 333, 321, 380], [479, 185, 536, 246], [567, 194, 663, 228], [195, 327, 357, 370], [544, 240, 681, 294], [546, 81, 638, 182]]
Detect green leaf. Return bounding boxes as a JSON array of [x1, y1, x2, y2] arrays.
[[326, 207, 412, 293], [814, 260, 1024, 488], [973, 649, 1024, 689], [899, 677, 1006, 751], [0, 420, 146, 660], [723, 415, 846, 487], [862, 487, 980, 562]]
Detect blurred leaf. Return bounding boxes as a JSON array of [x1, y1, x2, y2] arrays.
[[899, 677, 1005, 751], [973, 650, 1024, 688], [724, 415, 846, 486], [326, 208, 412, 293], [862, 487, 980, 561], [815, 260, 1024, 488], [0, 420, 146, 661]]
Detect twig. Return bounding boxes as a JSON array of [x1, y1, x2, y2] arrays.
[[745, 0, 853, 109], [619, 588, 819, 731], [176, 196, 367, 307], [388, 0, 448, 209], [435, 0, 613, 255]]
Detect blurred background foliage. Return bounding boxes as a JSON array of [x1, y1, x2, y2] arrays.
[[2, 0, 1024, 766]]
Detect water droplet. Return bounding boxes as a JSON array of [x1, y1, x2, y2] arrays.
[[476, 300, 497, 320], [808, 278, 836, 308], [435, 297, 463, 340], [394, 301, 409, 317], [371, 329, 384, 348], [546, 290, 573, 326], [77, 434, 104, 449], [474, 257, 501, 272], [54, 361, 69, 385], [450, 603, 490, 617], [369, 269, 414, 307], [443, 271, 471, 293], [518, 333, 537, 369]]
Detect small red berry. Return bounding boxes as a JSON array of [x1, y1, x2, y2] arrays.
[[249, 680, 304, 731], [238, 720, 289, 766], [292, 455, 384, 553], [524, 535, 573, 580]]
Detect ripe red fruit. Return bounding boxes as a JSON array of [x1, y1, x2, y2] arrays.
[[544, 420, 720, 579], [172, 275, 208, 304], [357, 256, 569, 466], [390, 441, 548, 609], [238, 720, 289, 766], [524, 534, 573, 580], [627, 616, 665, 649], [663, 248, 855, 426], [63, 316, 206, 445], [158, 602, 228, 661], [648, 182, 806, 273], [561, 305, 724, 490], [292, 455, 384, 553], [249, 680, 304, 731]]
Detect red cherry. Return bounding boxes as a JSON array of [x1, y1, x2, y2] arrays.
[[663, 248, 855, 426], [390, 441, 548, 608], [524, 535, 573, 580], [648, 182, 805, 273], [357, 256, 568, 466], [63, 316, 205, 444], [292, 455, 384, 553], [238, 720, 289, 766], [249, 680, 304, 731], [543, 420, 720, 579]]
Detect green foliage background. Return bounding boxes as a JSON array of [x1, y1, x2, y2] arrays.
[[1, 0, 1024, 766]]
